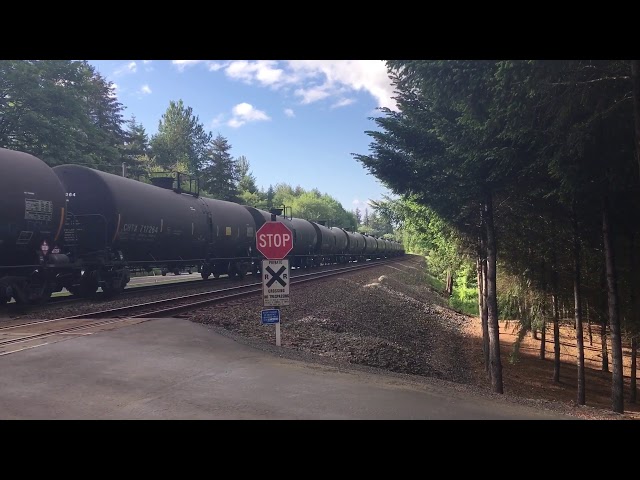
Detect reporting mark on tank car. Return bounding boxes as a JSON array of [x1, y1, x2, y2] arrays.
[[122, 223, 160, 234]]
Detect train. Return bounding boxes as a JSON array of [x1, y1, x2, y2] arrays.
[[0, 147, 404, 305]]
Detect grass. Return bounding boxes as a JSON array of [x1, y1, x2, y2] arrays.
[[424, 272, 445, 292], [424, 266, 478, 317], [449, 296, 478, 316]]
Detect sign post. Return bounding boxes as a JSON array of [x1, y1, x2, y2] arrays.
[[261, 308, 281, 346], [256, 221, 294, 347]]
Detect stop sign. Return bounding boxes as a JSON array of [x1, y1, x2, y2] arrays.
[[256, 222, 293, 259]]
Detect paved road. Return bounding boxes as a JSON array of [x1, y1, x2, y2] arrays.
[[0, 318, 575, 420]]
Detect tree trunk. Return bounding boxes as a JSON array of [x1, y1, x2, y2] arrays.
[[632, 337, 637, 404], [586, 300, 593, 347], [476, 254, 483, 317], [539, 259, 546, 360], [600, 269, 609, 373], [573, 206, 586, 406], [602, 196, 624, 414], [484, 191, 503, 394], [631, 60, 640, 182], [477, 222, 490, 377], [630, 230, 638, 404], [551, 249, 561, 383], [482, 241, 490, 378], [632, 65, 640, 401]]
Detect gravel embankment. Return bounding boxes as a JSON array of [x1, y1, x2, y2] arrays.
[[188, 256, 474, 383]]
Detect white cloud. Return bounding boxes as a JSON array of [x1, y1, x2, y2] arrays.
[[284, 108, 295, 118], [227, 102, 270, 128], [171, 60, 230, 72], [217, 60, 397, 111], [294, 85, 331, 104], [286, 60, 396, 110], [225, 60, 285, 86], [169, 60, 397, 111], [331, 98, 355, 109], [143, 60, 152, 64], [210, 113, 225, 128], [139, 84, 152, 95], [114, 61, 137, 76], [351, 198, 373, 211], [172, 60, 207, 72], [208, 62, 228, 72]]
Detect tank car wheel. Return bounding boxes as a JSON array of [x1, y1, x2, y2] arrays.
[[19, 284, 52, 305], [233, 262, 248, 280], [201, 266, 211, 280], [65, 271, 97, 297]]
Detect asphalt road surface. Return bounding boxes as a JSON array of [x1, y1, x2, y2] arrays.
[[0, 318, 576, 420]]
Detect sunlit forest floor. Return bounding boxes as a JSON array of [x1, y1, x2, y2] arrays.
[[462, 317, 640, 419]]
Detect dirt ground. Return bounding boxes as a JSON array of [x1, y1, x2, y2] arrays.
[[462, 315, 640, 419]]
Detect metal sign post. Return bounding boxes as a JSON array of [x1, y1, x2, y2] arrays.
[[261, 308, 281, 346], [257, 216, 293, 348]]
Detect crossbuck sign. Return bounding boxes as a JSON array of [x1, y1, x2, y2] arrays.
[[262, 259, 290, 306]]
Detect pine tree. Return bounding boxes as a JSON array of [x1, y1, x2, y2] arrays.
[[150, 99, 211, 175], [201, 134, 240, 202], [123, 116, 151, 179]]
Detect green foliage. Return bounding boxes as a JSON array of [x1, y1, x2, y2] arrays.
[[424, 270, 445, 292], [0, 60, 127, 169], [200, 134, 240, 202], [251, 183, 358, 229], [123, 116, 152, 180], [355, 207, 394, 237], [237, 155, 259, 196], [352, 59, 640, 347], [451, 264, 477, 308], [150, 99, 211, 175]]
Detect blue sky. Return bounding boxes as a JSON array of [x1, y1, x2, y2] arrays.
[[87, 60, 398, 215]]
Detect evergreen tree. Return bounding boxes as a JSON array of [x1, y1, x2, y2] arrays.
[[201, 134, 240, 202], [150, 99, 211, 175], [0, 60, 127, 168], [354, 208, 362, 226], [266, 185, 275, 209], [237, 155, 259, 194], [122, 116, 151, 179]]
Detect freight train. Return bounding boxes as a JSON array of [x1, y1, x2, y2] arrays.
[[0, 147, 404, 305]]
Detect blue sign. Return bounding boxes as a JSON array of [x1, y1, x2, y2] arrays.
[[261, 309, 280, 325]]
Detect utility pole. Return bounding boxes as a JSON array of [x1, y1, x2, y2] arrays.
[[122, 162, 126, 177]]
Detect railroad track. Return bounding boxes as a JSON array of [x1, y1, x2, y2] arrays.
[[31, 257, 402, 309], [0, 258, 406, 355]]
